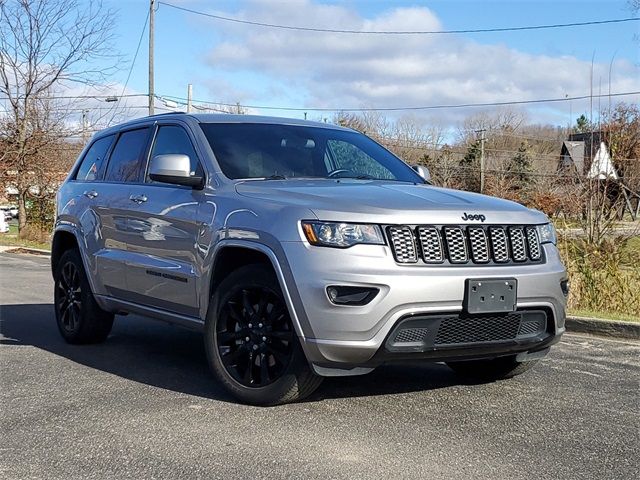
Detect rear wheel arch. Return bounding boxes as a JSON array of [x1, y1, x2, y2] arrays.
[[51, 230, 80, 277]]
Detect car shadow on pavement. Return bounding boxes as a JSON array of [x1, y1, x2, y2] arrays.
[[0, 303, 471, 404]]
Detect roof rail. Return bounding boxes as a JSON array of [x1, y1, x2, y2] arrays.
[[150, 111, 187, 117]]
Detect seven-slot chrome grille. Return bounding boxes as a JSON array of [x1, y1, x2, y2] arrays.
[[387, 225, 543, 266]]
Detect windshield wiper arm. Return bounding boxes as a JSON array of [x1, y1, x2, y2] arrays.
[[261, 174, 287, 180], [333, 174, 376, 180]]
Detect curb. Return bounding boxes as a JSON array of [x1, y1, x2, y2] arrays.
[[0, 245, 51, 256], [566, 316, 640, 340]]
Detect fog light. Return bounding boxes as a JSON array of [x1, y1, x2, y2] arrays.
[[326, 286, 379, 306], [327, 287, 339, 302], [560, 279, 570, 297]]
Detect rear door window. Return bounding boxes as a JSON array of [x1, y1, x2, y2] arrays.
[[104, 128, 151, 183], [75, 135, 114, 182]]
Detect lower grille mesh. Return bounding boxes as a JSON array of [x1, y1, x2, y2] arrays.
[[385, 310, 549, 352], [394, 328, 430, 343], [434, 314, 521, 345]]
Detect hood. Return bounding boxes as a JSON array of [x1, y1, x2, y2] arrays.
[[235, 179, 548, 225]]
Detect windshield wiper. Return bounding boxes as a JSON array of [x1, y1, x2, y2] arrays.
[[333, 174, 377, 180], [261, 174, 287, 180]]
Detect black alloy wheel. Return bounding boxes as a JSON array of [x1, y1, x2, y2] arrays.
[[216, 286, 294, 388], [56, 260, 83, 334], [53, 248, 114, 344], [205, 264, 323, 405]]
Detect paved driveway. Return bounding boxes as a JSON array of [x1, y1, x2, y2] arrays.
[[1, 252, 638, 479]]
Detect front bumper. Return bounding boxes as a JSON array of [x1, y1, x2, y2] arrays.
[[280, 240, 567, 369]]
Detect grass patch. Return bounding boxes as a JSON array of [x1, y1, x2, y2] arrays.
[[569, 309, 639, 323], [0, 223, 50, 251], [620, 235, 640, 267], [559, 235, 640, 319]]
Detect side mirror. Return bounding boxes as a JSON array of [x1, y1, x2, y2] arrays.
[[148, 154, 204, 189], [412, 165, 431, 183]]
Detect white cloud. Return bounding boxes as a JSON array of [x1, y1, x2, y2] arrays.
[[202, 0, 640, 124]]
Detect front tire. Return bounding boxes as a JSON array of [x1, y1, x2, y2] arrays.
[[446, 355, 539, 381], [54, 249, 114, 344], [204, 264, 322, 406]]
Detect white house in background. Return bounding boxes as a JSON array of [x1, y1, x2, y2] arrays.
[[558, 132, 613, 177], [558, 132, 639, 220], [587, 142, 619, 180]]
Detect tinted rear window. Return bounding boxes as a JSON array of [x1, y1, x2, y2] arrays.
[[75, 135, 114, 182], [104, 128, 150, 183]]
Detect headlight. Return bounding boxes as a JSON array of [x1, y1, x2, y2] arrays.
[[301, 221, 385, 248], [537, 222, 557, 245]]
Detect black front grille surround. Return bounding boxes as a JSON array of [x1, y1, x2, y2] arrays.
[[509, 227, 527, 262], [387, 224, 544, 266], [388, 226, 418, 263], [386, 309, 549, 352], [489, 227, 510, 262], [443, 226, 469, 263], [417, 227, 444, 263]]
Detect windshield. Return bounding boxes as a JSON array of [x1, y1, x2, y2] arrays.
[[199, 123, 423, 183]]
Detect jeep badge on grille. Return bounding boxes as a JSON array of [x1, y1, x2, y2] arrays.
[[461, 212, 486, 222]]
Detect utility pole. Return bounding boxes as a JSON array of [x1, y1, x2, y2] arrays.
[[476, 129, 487, 193], [82, 109, 89, 143], [148, 0, 155, 116], [187, 84, 193, 113]]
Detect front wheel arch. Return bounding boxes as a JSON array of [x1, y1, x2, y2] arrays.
[[205, 242, 307, 338]]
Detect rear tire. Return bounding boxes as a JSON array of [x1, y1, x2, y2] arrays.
[[54, 249, 114, 344], [204, 264, 322, 406], [446, 355, 539, 381]]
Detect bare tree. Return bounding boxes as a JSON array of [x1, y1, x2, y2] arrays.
[[601, 102, 640, 192], [0, 0, 117, 231]]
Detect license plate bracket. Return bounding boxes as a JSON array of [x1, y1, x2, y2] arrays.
[[464, 278, 517, 314]]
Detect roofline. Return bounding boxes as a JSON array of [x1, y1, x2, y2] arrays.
[[92, 112, 353, 139]]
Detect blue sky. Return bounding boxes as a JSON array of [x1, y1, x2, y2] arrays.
[[92, 0, 639, 126]]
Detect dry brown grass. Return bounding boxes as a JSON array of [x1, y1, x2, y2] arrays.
[[559, 235, 640, 319]]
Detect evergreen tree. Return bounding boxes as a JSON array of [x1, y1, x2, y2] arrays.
[[459, 140, 481, 192], [574, 114, 590, 133], [506, 141, 533, 189]]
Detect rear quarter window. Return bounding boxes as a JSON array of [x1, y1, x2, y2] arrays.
[[74, 135, 114, 182]]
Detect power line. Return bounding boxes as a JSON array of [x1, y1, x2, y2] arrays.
[[109, 8, 150, 124], [158, 2, 640, 35], [0, 94, 147, 101], [160, 90, 640, 113], [2, 90, 639, 116]]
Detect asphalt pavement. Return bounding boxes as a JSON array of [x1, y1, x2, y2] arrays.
[[1, 252, 639, 479]]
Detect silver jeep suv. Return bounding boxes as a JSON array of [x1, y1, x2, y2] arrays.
[[52, 113, 568, 405]]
